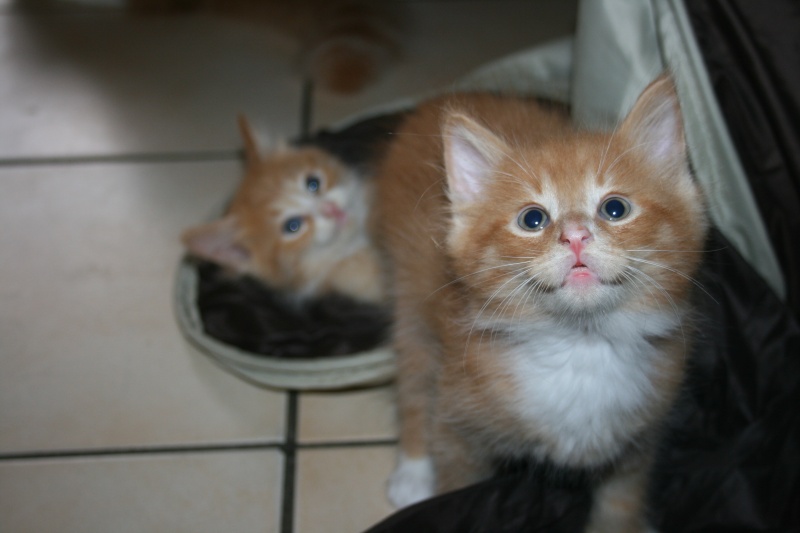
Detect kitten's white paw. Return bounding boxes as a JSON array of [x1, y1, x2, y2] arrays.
[[386, 454, 435, 508]]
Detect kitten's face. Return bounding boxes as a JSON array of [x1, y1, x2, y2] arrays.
[[444, 78, 708, 323], [182, 141, 369, 294], [231, 146, 367, 291], [450, 141, 706, 318]]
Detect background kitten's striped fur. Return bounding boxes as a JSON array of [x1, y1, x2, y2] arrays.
[[375, 77, 707, 532], [182, 117, 383, 303]]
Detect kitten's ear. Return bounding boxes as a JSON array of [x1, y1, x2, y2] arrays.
[[617, 75, 686, 169], [237, 114, 262, 166], [181, 215, 252, 272], [443, 113, 507, 206]]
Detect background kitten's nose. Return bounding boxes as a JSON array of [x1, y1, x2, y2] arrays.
[[321, 201, 347, 222]]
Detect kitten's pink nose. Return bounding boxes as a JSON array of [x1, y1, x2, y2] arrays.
[[320, 201, 347, 223], [560, 225, 591, 245], [560, 225, 592, 262]]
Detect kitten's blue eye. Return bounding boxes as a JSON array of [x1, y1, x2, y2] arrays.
[[283, 216, 304, 234], [599, 197, 631, 221], [518, 207, 549, 231], [306, 175, 321, 193]]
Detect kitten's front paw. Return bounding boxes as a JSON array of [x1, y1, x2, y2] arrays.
[[387, 454, 435, 508]]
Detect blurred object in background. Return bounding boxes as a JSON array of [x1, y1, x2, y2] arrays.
[[21, 0, 410, 95]]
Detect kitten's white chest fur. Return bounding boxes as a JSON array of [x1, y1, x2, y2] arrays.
[[503, 309, 678, 466]]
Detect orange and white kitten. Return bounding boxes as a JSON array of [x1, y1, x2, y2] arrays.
[[182, 116, 383, 303], [376, 77, 708, 532]]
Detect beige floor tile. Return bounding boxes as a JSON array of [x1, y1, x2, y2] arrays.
[[0, 11, 302, 159], [297, 385, 397, 444], [312, 0, 578, 129], [295, 446, 397, 533], [0, 450, 283, 533], [0, 161, 286, 453]]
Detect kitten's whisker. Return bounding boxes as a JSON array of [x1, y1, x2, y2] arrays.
[[427, 261, 531, 300], [514, 275, 545, 326], [413, 178, 446, 213], [493, 170, 529, 186], [595, 120, 621, 181], [623, 255, 718, 304], [481, 254, 563, 338], [517, 149, 541, 183], [468, 268, 533, 359], [624, 265, 688, 356], [500, 273, 542, 328], [625, 248, 725, 254], [604, 139, 662, 175], [489, 276, 533, 344], [499, 254, 547, 260]]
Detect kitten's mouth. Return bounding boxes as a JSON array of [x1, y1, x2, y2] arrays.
[[321, 202, 348, 225], [563, 265, 598, 286]]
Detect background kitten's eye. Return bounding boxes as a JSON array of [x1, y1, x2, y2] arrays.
[[305, 175, 321, 193], [599, 197, 631, 221], [283, 216, 304, 234], [518, 207, 549, 231]]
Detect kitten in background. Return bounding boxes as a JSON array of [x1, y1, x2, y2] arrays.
[[376, 77, 708, 532], [182, 116, 383, 304]]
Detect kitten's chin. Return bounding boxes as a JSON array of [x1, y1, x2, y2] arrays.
[[551, 271, 620, 314]]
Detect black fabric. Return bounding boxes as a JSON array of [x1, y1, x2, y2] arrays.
[[368, 470, 593, 533], [293, 111, 407, 170], [365, 229, 800, 533], [195, 261, 391, 358], [686, 0, 800, 320]]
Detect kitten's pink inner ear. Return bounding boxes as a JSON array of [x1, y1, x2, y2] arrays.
[[618, 76, 686, 168], [181, 216, 251, 271], [444, 114, 507, 206]]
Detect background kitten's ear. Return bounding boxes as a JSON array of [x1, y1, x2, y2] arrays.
[[444, 113, 508, 206], [181, 215, 252, 273], [237, 114, 262, 167], [618, 75, 686, 169]]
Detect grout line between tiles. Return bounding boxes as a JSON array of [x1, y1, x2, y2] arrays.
[[0, 150, 242, 168], [277, 79, 316, 533], [280, 391, 299, 533], [296, 439, 398, 450], [0, 441, 284, 462], [0, 438, 399, 464]]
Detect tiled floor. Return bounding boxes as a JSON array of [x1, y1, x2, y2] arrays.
[[0, 1, 575, 531]]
